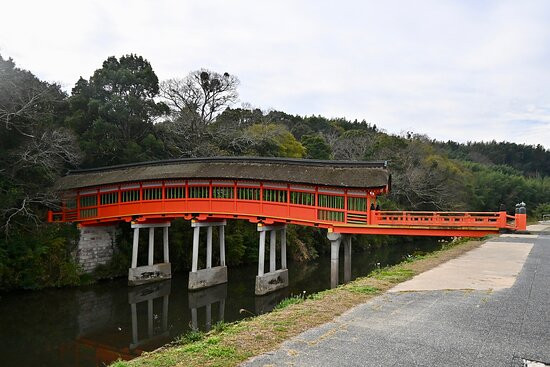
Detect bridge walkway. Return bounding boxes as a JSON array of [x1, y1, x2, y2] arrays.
[[244, 224, 550, 367]]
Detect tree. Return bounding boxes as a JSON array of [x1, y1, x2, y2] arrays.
[[331, 129, 375, 160], [0, 55, 81, 234], [67, 54, 168, 166], [301, 134, 332, 159], [234, 123, 305, 158], [160, 69, 239, 133]]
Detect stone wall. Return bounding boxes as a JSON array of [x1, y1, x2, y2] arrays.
[[78, 225, 117, 272]]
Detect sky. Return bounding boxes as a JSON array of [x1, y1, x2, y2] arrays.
[[1, 0, 549, 147]]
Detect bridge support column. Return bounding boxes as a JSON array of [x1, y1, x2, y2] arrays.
[[255, 224, 289, 296], [128, 222, 172, 286], [327, 232, 352, 288], [188, 220, 227, 291]]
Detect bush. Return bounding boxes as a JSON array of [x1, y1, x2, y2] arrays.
[[0, 224, 81, 290]]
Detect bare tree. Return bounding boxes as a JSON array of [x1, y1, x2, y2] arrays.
[[160, 69, 239, 132], [331, 130, 375, 160], [0, 56, 82, 234]]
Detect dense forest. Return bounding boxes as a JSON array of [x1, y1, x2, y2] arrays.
[[1, 54, 549, 290]]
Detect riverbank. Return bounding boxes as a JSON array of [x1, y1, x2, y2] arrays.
[[112, 237, 484, 367]]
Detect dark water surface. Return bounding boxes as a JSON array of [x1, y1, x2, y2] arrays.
[[0, 239, 443, 367]]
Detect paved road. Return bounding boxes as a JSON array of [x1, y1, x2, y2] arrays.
[[244, 226, 550, 367]]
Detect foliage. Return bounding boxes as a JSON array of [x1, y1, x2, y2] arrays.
[[533, 203, 550, 221], [67, 54, 169, 167], [0, 224, 80, 290], [240, 123, 305, 158], [301, 134, 332, 159], [437, 140, 550, 177]]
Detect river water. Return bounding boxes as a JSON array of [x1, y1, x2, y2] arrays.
[[0, 239, 443, 367]]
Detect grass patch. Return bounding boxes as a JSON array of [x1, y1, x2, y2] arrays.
[[345, 285, 380, 294], [274, 293, 307, 310], [115, 237, 483, 367], [174, 330, 204, 345], [370, 268, 415, 283]]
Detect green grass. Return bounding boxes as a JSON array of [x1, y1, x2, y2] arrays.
[[370, 268, 415, 283], [345, 285, 380, 294], [174, 330, 204, 345], [274, 293, 307, 310]]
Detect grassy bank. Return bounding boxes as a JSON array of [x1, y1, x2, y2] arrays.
[[112, 237, 485, 367]]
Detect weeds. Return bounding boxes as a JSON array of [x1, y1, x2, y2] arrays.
[[274, 292, 307, 310]]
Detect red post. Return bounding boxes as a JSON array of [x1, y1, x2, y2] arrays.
[[47, 210, 53, 223], [498, 211, 507, 228], [515, 213, 527, 231]]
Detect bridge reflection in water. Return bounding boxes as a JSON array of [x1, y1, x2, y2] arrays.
[[68, 251, 352, 366]]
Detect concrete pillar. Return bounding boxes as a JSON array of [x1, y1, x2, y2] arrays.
[[131, 227, 139, 269], [258, 230, 266, 276], [148, 228, 155, 266], [188, 220, 228, 290], [128, 222, 171, 286], [270, 230, 276, 273], [328, 232, 342, 288], [78, 225, 117, 273], [219, 225, 225, 266], [344, 235, 352, 283], [206, 226, 213, 269], [281, 227, 287, 270], [255, 224, 289, 295], [163, 227, 169, 263], [192, 226, 200, 272]]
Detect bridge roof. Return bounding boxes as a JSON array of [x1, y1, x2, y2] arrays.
[[55, 157, 390, 190]]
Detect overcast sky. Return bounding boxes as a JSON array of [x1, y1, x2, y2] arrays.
[[1, 1, 549, 147]]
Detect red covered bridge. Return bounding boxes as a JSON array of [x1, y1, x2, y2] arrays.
[[48, 157, 526, 294]]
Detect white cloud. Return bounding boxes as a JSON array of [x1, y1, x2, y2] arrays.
[[1, 0, 549, 147]]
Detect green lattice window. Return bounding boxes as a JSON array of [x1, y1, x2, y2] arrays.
[[318, 210, 345, 222], [263, 189, 287, 203], [80, 195, 97, 208], [143, 187, 162, 200], [213, 187, 234, 199], [238, 187, 260, 200], [290, 191, 315, 206], [348, 197, 366, 211], [80, 208, 98, 218], [165, 186, 185, 199], [189, 186, 209, 198], [64, 198, 77, 210], [121, 190, 140, 202], [318, 194, 344, 209], [101, 192, 118, 205]]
